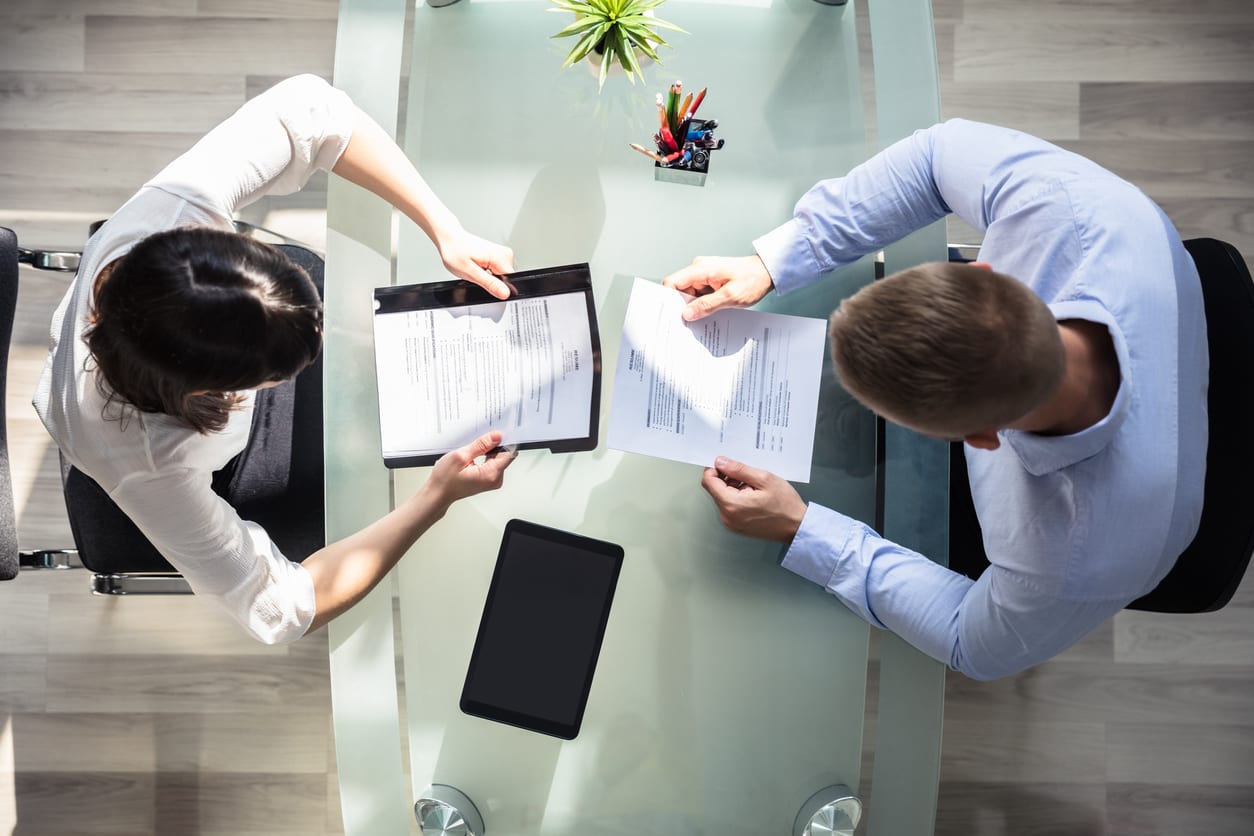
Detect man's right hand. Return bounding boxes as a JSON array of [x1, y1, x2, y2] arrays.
[[662, 255, 775, 321]]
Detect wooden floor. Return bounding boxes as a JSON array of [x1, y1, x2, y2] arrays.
[[2, 1, 1253, 834]]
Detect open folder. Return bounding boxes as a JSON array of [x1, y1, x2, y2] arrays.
[[372, 264, 602, 468]]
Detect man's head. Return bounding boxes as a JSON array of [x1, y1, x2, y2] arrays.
[[829, 261, 1064, 441]]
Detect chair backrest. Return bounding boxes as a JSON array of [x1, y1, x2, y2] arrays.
[[62, 239, 327, 576], [1127, 238, 1254, 612], [0, 227, 21, 580]]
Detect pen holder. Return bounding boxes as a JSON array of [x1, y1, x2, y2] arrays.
[[650, 116, 721, 187], [654, 160, 708, 187]]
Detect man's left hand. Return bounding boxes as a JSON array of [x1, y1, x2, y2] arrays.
[[700, 456, 807, 543]]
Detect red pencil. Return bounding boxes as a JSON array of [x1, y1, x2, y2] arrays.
[[686, 87, 708, 120]]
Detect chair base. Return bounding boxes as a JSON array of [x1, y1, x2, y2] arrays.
[[19, 552, 193, 594], [91, 573, 193, 595]]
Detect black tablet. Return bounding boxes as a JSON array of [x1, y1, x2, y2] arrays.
[[460, 519, 624, 740], [372, 263, 602, 468]]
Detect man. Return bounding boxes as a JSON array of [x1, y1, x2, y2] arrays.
[[664, 119, 1207, 680]]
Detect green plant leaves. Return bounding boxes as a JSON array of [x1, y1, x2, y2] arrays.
[[549, 0, 686, 92], [613, 25, 639, 81], [561, 22, 612, 67], [620, 23, 662, 61], [550, 15, 608, 40], [598, 41, 613, 89]]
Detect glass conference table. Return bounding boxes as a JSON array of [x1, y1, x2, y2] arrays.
[[323, 1, 948, 834]]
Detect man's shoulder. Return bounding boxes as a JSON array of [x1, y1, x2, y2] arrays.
[[972, 443, 1174, 600]]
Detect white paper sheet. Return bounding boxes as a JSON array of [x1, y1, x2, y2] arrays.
[[374, 292, 595, 459], [608, 278, 827, 482]]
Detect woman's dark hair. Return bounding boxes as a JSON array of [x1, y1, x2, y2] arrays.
[[84, 226, 323, 434]]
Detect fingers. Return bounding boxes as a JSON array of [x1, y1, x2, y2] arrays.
[[479, 446, 517, 481], [462, 430, 504, 463], [700, 462, 805, 542], [469, 266, 511, 300], [484, 272, 511, 300], [713, 456, 771, 489], [681, 288, 735, 322], [663, 259, 719, 294], [471, 241, 514, 298], [442, 232, 514, 298], [700, 465, 734, 498], [480, 244, 515, 276], [664, 256, 773, 322]]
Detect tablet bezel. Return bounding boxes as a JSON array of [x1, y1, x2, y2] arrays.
[[459, 518, 624, 740], [372, 263, 602, 468]]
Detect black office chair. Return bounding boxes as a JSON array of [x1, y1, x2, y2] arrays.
[[1, 226, 84, 582], [0, 226, 22, 581], [3, 223, 326, 595], [948, 238, 1254, 614]]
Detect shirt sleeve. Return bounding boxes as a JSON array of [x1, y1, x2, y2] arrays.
[[783, 502, 1126, 680], [110, 468, 316, 645], [753, 119, 1083, 295], [753, 122, 953, 294], [144, 74, 356, 217]]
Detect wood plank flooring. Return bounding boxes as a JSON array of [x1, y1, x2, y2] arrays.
[[2, 1, 1253, 834]]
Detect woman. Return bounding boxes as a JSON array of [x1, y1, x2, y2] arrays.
[[34, 75, 516, 644]]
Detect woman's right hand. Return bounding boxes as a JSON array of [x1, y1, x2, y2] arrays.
[[426, 430, 516, 509], [437, 228, 515, 300]]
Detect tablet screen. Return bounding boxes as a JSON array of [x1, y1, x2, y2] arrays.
[[460, 519, 624, 739]]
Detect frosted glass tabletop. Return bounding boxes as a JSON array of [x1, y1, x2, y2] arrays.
[[324, 1, 946, 834]]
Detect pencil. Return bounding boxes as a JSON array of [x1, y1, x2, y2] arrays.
[[659, 126, 679, 152], [629, 142, 667, 163], [687, 87, 708, 121]]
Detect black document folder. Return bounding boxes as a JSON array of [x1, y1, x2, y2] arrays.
[[372, 263, 602, 468]]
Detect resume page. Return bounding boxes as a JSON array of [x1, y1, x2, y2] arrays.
[[374, 292, 595, 458], [608, 278, 826, 483]]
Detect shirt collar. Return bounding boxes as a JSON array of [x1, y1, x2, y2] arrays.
[[1001, 300, 1129, 476]]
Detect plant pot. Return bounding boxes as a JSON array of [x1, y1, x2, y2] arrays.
[[584, 41, 657, 78]]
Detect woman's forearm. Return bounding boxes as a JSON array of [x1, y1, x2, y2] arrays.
[[299, 431, 513, 635], [331, 109, 462, 247], [301, 483, 451, 634], [329, 107, 513, 298]]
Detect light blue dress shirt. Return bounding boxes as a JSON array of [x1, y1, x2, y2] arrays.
[[753, 119, 1208, 680]]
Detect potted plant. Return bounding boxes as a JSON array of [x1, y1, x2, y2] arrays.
[[549, 0, 685, 90]]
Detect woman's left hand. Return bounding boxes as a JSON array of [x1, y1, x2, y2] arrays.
[[439, 229, 515, 299], [426, 430, 516, 509]]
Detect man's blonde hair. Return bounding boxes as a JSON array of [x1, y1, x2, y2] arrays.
[[829, 262, 1064, 438]]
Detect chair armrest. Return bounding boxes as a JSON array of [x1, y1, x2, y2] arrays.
[[17, 247, 81, 273], [18, 549, 82, 570]]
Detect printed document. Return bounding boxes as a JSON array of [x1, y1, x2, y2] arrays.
[[374, 292, 595, 461], [608, 278, 826, 482]]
